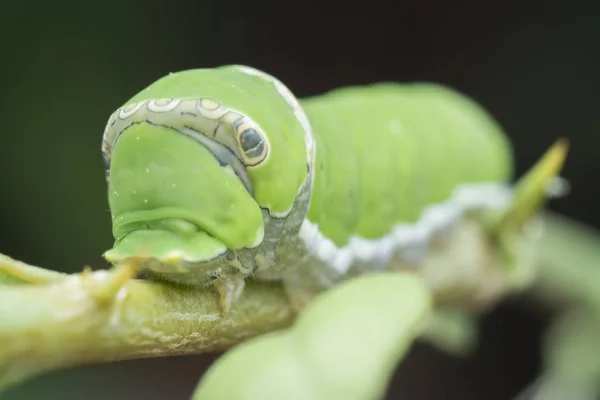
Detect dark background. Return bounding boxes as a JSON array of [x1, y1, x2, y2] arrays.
[[1, 0, 598, 399]]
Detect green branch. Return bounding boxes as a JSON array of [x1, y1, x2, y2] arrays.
[[0, 259, 295, 391], [2, 214, 586, 396]]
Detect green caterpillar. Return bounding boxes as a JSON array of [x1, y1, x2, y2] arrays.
[[101, 65, 565, 312]]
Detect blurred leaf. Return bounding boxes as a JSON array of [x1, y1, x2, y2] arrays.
[[193, 272, 432, 400], [532, 212, 600, 309], [420, 309, 478, 356], [514, 213, 600, 400]]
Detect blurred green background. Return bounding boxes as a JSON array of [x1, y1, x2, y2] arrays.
[[0, 0, 598, 398]]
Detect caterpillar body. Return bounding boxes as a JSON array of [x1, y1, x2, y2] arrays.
[[102, 65, 563, 312]]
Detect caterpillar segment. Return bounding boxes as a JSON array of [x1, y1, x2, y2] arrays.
[[101, 65, 567, 313]]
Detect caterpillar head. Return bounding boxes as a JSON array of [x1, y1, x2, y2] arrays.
[[101, 65, 314, 285]]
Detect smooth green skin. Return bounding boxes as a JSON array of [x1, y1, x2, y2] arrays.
[[122, 66, 308, 216], [107, 123, 263, 257], [110, 67, 514, 255], [301, 83, 514, 246], [193, 271, 432, 400]]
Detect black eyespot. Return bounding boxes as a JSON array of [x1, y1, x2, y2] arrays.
[[240, 129, 264, 158]]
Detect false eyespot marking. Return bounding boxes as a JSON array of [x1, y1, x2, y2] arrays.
[[104, 110, 118, 133], [101, 140, 111, 160], [119, 101, 145, 119], [148, 98, 181, 113], [232, 116, 268, 166], [231, 64, 315, 167], [231, 64, 317, 217], [200, 98, 219, 110], [197, 98, 228, 119], [101, 140, 112, 182]]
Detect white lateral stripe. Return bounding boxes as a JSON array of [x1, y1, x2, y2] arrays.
[[298, 182, 513, 274]]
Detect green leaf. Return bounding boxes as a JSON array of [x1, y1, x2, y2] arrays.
[[532, 212, 600, 309], [514, 213, 600, 400], [193, 271, 432, 400]]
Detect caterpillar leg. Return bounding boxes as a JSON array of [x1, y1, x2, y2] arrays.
[[213, 272, 246, 314]]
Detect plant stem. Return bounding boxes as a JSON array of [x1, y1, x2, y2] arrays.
[[0, 262, 295, 391], [2, 214, 586, 393]]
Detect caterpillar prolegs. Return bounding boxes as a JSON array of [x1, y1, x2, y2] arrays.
[[101, 65, 567, 312]]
